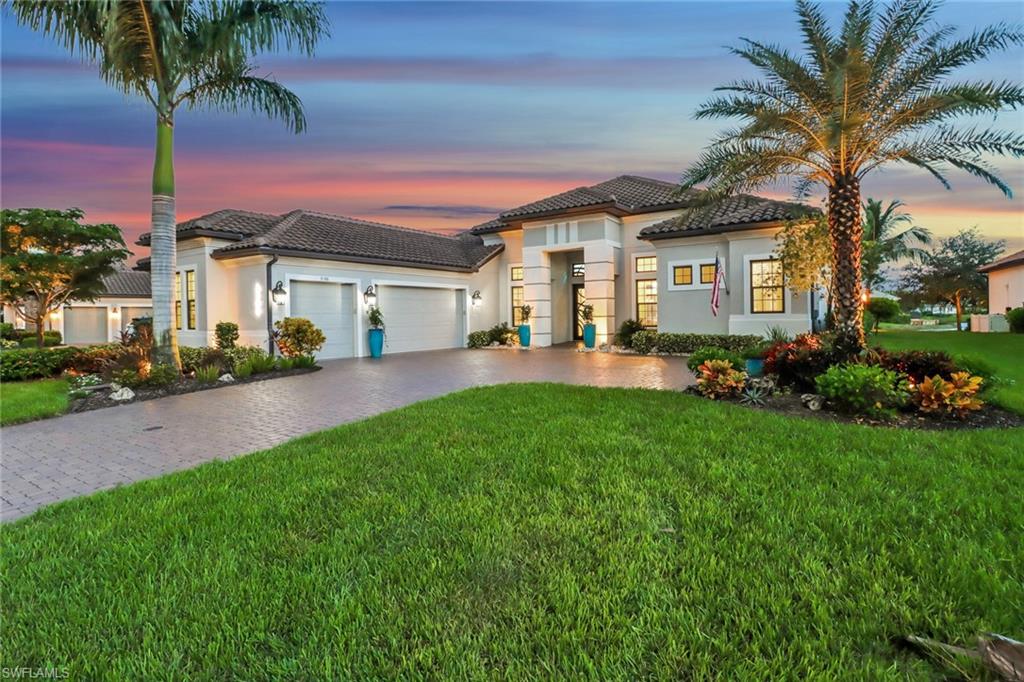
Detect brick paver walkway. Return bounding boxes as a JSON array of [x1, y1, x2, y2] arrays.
[[1, 347, 691, 521]]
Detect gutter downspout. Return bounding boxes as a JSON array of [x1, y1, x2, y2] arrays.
[[266, 254, 279, 356]]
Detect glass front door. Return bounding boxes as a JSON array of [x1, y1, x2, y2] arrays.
[[572, 284, 587, 340]]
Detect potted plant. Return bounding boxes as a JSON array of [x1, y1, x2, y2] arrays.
[[367, 306, 385, 358], [518, 304, 532, 347], [743, 343, 767, 377], [580, 303, 596, 349]]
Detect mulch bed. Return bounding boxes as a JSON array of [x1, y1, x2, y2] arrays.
[[683, 386, 1024, 430], [67, 367, 320, 415]]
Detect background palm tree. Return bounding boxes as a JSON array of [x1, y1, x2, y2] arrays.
[[679, 0, 1023, 355], [860, 198, 931, 295], [9, 0, 329, 367]]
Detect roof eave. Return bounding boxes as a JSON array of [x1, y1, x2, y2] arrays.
[[136, 228, 247, 247], [978, 259, 1024, 273], [211, 246, 488, 273], [641, 219, 788, 241]]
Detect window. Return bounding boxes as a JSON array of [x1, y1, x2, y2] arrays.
[[672, 265, 692, 286], [636, 279, 658, 328], [635, 256, 656, 273], [174, 272, 181, 330], [571, 263, 585, 278], [750, 258, 784, 314], [511, 286, 525, 326], [185, 270, 197, 329], [510, 266, 524, 282], [700, 263, 717, 284]]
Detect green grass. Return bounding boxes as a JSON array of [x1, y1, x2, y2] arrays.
[[871, 330, 1024, 413], [0, 378, 68, 426], [3, 384, 1021, 678]]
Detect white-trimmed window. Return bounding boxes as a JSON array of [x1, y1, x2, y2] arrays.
[[668, 259, 723, 291], [185, 270, 197, 329], [636, 279, 658, 328], [750, 258, 784, 314], [510, 264, 524, 325], [672, 265, 693, 286], [510, 265, 524, 282], [174, 272, 182, 330]]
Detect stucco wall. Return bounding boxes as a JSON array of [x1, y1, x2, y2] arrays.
[[988, 265, 1024, 313]]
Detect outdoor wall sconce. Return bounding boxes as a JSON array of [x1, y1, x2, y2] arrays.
[[471, 290, 482, 308], [271, 280, 287, 305], [363, 284, 377, 307]]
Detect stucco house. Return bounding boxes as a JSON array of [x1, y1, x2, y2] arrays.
[[3, 271, 153, 345], [137, 175, 818, 359], [972, 249, 1024, 332]]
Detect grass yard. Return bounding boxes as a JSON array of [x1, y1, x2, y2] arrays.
[[871, 330, 1024, 413], [2, 383, 1021, 678], [0, 378, 68, 426]]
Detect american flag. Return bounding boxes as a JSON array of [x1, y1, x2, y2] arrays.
[[710, 256, 724, 316]]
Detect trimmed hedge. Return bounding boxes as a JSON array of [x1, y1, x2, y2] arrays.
[[630, 331, 762, 355], [0, 344, 124, 381]]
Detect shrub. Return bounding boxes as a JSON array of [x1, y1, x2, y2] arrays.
[[815, 364, 909, 418], [468, 323, 517, 348], [111, 368, 143, 389], [866, 348, 958, 385], [223, 345, 265, 368], [631, 331, 762, 355], [467, 331, 490, 348], [18, 331, 62, 347], [913, 372, 984, 418], [0, 346, 79, 381], [695, 359, 747, 399], [292, 354, 317, 369], [367, 306, 385, 330], [214, 321, 239, 349], [194, 365, 220, 384], [763, 334, 843, 391], [614, 319, 646, 348], [233, 360, 253, 380], [68, 345, 126, 374], [866, 298, 901, 331], [144, 363, 179, 388], [247, 352, 276, 374], [0, 322, 14, 339], [1007, 307, 1024, 333], [275, 356, 295, 371], [1, 339, 18, 350], [686, 346, 744, 373], [764, 325, 792, 344], [273, 318, 326, 357]]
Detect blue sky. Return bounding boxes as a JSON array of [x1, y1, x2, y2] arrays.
[[2, 1, 1022, 256]]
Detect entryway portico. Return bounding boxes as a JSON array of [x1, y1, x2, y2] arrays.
[[522, 218, 620, 347]]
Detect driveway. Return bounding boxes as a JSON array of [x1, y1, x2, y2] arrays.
[[1, 348, 691, 521]]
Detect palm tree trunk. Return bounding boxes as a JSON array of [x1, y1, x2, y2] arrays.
[[828, 174, 865, 356], [150, 106, 180, 368], [954, 292, 963, 332]]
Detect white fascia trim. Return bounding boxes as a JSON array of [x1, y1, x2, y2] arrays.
[[522, 238, 622, 255], [666, 258, 724, 292]]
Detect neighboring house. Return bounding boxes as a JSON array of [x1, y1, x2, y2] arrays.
[[972, 249, 1024, 332], [137, 175, 817, 359], [3, 271, 152, 345]]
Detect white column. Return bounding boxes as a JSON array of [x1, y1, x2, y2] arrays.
[[584, 243, 617, 345], [523, 248, 552, 346]]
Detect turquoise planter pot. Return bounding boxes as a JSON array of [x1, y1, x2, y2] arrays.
[[745, 358, 764, 377], [583, 323, 596, 349], [518, 324, 531, 347], [368, 328, 384, 358]]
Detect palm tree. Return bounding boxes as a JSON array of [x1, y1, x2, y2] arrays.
[[679, 0, 1023, 355], [861, 198, 931, 295], [9, 1, 329, 367]]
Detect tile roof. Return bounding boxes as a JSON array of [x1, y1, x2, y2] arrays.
[[978, 249, 1024, 273], [210, 210, 502, 272], [136, 209, 280, 245], [639, 194, 818, 239], [100, 271, 151, 297]]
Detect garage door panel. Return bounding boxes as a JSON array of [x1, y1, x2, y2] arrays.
[[64, 307, 108, 344], [379, 286, 463, 353], [290, 281, 355, 359]]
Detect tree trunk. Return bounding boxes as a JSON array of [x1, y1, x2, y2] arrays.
[[954, 292, 963, 332], [150, 106, 180, 368], [35, 311, 45, 349], [828, 174, 865, 356]]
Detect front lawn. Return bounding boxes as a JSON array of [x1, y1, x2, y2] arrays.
[[0, 378, 68, 426], [871, 330, 1024, 413], [3, 384, 1020, 678]]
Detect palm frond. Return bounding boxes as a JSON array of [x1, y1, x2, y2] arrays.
[[177, 67, 306, 133]]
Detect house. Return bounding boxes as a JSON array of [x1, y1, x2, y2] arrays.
[[972, 249, 1024, 332], [3, 271, 152, 344], [137, 175, 818, 359]]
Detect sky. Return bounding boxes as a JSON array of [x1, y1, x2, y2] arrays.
[[2, 0, 1023, 262]]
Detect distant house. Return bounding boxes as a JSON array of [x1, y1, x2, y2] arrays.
[[3, 271, 152, 344], [135, 175, 820, 358], [972, 250, 1023, 332]]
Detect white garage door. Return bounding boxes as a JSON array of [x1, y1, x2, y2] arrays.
[[378, 286, 464, 354], [121, 306, 152, 332], [64, 307, 108, 344], [290, 281, 355, 359]]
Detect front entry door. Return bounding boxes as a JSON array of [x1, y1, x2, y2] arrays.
[[572, 284, 587, 340]]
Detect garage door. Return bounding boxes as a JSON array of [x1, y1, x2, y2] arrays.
[[290, 281, 355, 359], [378, 286, 464, 354], [64, 307, 108, 344], [121, 306, 152, 332]]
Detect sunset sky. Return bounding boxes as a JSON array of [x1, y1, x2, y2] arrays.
[[2, 1, 1022, 262]]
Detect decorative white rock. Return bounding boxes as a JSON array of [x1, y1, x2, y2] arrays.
[[801, 393, 825, 411], [218, 373, 235, 383], [110, 387, 135, 402]]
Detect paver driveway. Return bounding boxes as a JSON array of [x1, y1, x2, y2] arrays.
[[1, 347, 691, 521]]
